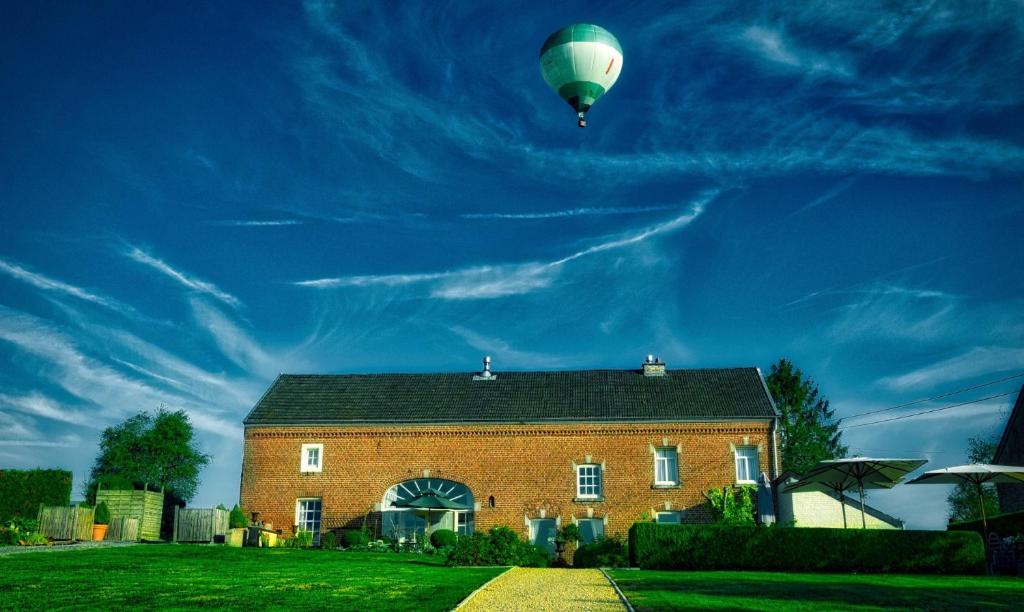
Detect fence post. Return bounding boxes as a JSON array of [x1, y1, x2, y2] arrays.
[[173, 506, 179, 543]]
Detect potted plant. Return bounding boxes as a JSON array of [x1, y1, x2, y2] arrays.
[[92, 502, 110, 541], [554, 523, 581, 566], [227, 504, 248, 547]]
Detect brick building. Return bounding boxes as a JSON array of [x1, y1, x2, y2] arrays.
[[239, 357, 781, 549], [994, 385, 1024, 513]]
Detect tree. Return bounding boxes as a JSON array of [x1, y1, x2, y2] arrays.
[[87, 408, 210, 503], [765, 358, 847, 475], [947, 435, 999, 523]]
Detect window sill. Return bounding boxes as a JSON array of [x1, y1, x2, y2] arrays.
[[734, 481, 756, 486], [651, 483, 681, 489], [573, 497, 605, 503], [299, 470, 323, 475]]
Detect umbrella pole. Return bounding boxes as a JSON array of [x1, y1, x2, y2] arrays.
[[839, 488, 847, 529], [976, 482, 988, 537], [858, 479, 867, 529]]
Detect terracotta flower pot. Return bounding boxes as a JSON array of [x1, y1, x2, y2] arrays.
[[92, 524, 108, 541]]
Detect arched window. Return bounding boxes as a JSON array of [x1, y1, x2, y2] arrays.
[[381, 478, 474, 542]]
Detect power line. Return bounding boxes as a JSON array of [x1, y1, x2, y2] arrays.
[[839, 390, 1017, 431], [837, 372, 1024, 422]]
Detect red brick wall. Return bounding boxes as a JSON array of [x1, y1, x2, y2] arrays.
[[239, 421, 776, 540]]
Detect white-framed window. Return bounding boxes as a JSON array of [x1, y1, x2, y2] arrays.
[[654, 448, 679, 485], [576, 464, 602, 499], [577, 518, 604, 544], [456, 511, 474, 536], [656, 511, 681, 524], [295, 498, 322, 545], [300, 443, 323, 473], [734, 446, 759, 483]]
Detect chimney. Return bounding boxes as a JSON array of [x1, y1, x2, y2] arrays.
[[642, 354, 666, 377], [473, 355, 497, 381]]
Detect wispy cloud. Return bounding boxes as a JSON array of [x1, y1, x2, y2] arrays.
[[790, 178, 857, 216], [189, 298, 275, 376], [296, 192, 713, 299], [740, 26, 853, 78], [0, 392, 93, 427], [879, 347, 1024, 391], [461, 205, 683, 220], [125, 246, 240, 308], [0, 258, 128, 313], [208, 219, 304, 227], [449, 326, 566, 369], [0, 305, 241, 437]]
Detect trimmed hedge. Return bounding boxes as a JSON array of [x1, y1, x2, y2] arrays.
[[949, 510, 1024, 538], [629, 523, 985, 575], [0, 469, 72, 520], [342, 529, 369, 548], [430, 528, 457, 549], [573, 536, 629, 568]]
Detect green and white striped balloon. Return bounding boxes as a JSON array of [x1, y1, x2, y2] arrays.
[[539, 24, 623, 128]]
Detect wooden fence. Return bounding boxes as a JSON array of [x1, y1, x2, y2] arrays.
[[37, 505, 93, 541], [173, 507, 230, 543], [105, 516, 140, 541], [96, 489, 164, 540]]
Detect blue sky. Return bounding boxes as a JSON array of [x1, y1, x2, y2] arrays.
[[1, 1, 1022, 529]]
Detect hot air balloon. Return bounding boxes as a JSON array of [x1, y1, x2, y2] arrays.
[[539, 23, 623, 128]]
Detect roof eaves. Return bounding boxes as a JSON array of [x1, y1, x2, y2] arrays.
[[756, 367, 782, 418], [243, 415, 779, 428]]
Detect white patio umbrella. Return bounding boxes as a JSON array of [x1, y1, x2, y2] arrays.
[[906, 464, 1024, 534], [787, 457, 928, 529]]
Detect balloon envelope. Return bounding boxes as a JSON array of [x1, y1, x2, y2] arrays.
[[539, 24, 622, 126]]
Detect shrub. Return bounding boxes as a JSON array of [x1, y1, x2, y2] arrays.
[[446, 525, 549, 567], [321, 530, 338, 550], [285, 529, 314, 548], [342, 529, 369, 548], [93, 502, 110, 525], [430, 528, 457, 549], [628, 523, 985, 574], [705, 485, 756, 525], [573, 536, 629, 568], [949, 510, 1024, 539], [0, 469, 72, 521], [229, 505, 248, 529]]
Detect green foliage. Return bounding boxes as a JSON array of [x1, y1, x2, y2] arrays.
[[0, 469, 72, 521], [93, 502, 110, 525], [430, 528, 457, 549], [86, 408, 211, 504], [446, 526, 550, 567], [573, 536, 629, 568], [320, 530, 338, 550], [947, 435, 999, 523], [628, 523, 985, 574], [949, 509, 1024, 538], [216, 504, 227, 511], [704, 486, 756, 525], [229, 505, 248, 529], [342, 529, 370, 548], [1, 516, 42, 545], [556, 523, 581, 543], [765, 359, 847, 475], [292, 529, 314, 548]]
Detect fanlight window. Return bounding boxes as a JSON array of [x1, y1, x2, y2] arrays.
[[381, 478, 474, 542]]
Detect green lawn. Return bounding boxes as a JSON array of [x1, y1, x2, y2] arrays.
[[608, 569, 1024, 611], [0, 546, 504, 611]]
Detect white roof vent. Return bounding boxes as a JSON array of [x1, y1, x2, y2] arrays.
[[473, 355, 497, 381], [643, 354, 666, 377]]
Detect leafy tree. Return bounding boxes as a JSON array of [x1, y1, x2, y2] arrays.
[[704, 485, 755, 525], [765, 358, 847, 475], [947, 435, 999, 523], [87, 408, 210, 503]]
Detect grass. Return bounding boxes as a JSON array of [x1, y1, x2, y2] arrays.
[[0, 545, 505, 611], [608, 569, 1024, 611]]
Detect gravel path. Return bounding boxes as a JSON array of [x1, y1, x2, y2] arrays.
[[458, 567, 626, 612], [0, 541, 140, 556]]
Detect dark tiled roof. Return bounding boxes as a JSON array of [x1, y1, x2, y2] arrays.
[[244, 367, 778, 426]]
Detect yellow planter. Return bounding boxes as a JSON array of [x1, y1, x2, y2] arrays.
[[227, 528, 247, 547]]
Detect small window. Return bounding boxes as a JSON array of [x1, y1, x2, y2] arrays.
[[654, 448, 678, 485], [577, 518, 604, 544], [295, 498, 322, 545], [656, 511, 681, 524], [735, 446, 759, 483], [300, 443, 323, 473], [576, 464, 602, 499]]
